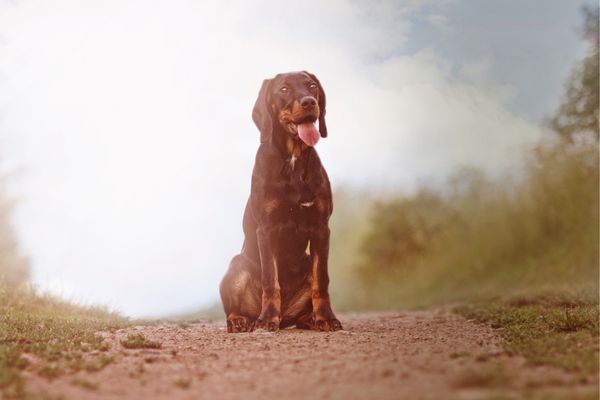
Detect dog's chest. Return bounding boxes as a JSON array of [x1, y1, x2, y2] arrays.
[[280, 153, 316, 208]]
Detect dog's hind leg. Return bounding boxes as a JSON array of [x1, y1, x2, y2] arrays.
[[220, 255, 261, 333]]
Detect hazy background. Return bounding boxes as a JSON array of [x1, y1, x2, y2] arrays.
[[0, 0, 596, 317]]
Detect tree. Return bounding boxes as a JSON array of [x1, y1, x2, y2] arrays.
[[550, 5, 599, 142], [356, 190, 452, 278]]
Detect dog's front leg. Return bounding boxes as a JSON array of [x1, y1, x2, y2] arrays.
[[255, 227, 281, 331], [309, 225, 342, 331]]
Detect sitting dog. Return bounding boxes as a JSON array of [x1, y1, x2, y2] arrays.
[[219, 71, 342, 332]]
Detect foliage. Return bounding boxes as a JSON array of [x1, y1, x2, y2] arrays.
[[120, 333, 161, 349], [357, 189, 453, 277], [328, 189, 381, 310], [0, 288, 126, 399], [549, 5, 599, 142], [330, 138, 599, 310]]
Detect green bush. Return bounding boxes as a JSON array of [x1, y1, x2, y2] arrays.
[[330, 140, 598, 310]]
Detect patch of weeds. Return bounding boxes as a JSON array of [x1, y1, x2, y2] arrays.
[[455, 294, 599, 377], [38, 365, 63, 380], [97, 342, 111, 352], [452, 362, 513, 389], [68, 354, 85, 372], [0, 364, 24, 396], [0, 347, 27, 388], [546, 306, 599, 334], [85, 354, 114, 372], [0, 288, 127, 398], [173, 378, 191, 389], [13, 357, 29, 371], [120, 334, 161, 349], [70, 377, 98, 391]]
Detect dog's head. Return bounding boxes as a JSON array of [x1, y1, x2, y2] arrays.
[[252, 71, 327, 146]]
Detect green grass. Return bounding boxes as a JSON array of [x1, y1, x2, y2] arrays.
[[455, 292, 599, 378], [84, 354, 114, 372], [328, 142, 598, 312], [120, 333, 161, 349], [0, 288, 127, 399]]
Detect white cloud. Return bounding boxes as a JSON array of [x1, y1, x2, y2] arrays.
[[0, 0, 542, 316], [323, 50, 541, 188], [425, 13, 451, 32]]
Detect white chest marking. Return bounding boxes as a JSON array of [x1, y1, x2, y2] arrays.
[[300, 201, 314, 208], [290, 155, 297, 169]]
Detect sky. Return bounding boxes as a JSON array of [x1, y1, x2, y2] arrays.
[[0, 0, 593, 317]]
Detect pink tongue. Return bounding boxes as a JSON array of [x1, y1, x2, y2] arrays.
[[297, 122, 320, 146]]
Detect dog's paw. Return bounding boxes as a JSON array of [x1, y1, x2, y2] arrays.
[[227, 316, 253, 333], [313, 302, 343, 332], [254, 314, 280, 332], [315, 317, 343, 332]]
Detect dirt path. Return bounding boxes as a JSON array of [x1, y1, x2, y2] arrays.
[[25, 311, 591, 399]]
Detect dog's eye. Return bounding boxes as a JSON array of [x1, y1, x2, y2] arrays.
[[280, 86, 289, 93]]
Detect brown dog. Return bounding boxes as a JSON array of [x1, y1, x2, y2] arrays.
[[219, 71, 342, 332]]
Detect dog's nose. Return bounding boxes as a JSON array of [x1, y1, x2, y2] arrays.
[[300, 96, 317, 110]]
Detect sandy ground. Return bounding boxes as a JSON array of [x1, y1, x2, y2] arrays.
[[24, 311, 595, 400]]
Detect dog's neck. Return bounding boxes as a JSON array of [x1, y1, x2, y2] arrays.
[[271, 127, 309, 164], [286, 136, 306, 160]]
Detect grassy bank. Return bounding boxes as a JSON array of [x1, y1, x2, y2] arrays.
[[327, 139, 599, 389], [456, 291, 599, 383], [0, 288, 127, 399], [328, 141, 598, 311]]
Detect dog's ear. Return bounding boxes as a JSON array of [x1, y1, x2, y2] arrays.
[[252, 78, 273, 143], [304, 71, 327, 138]]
